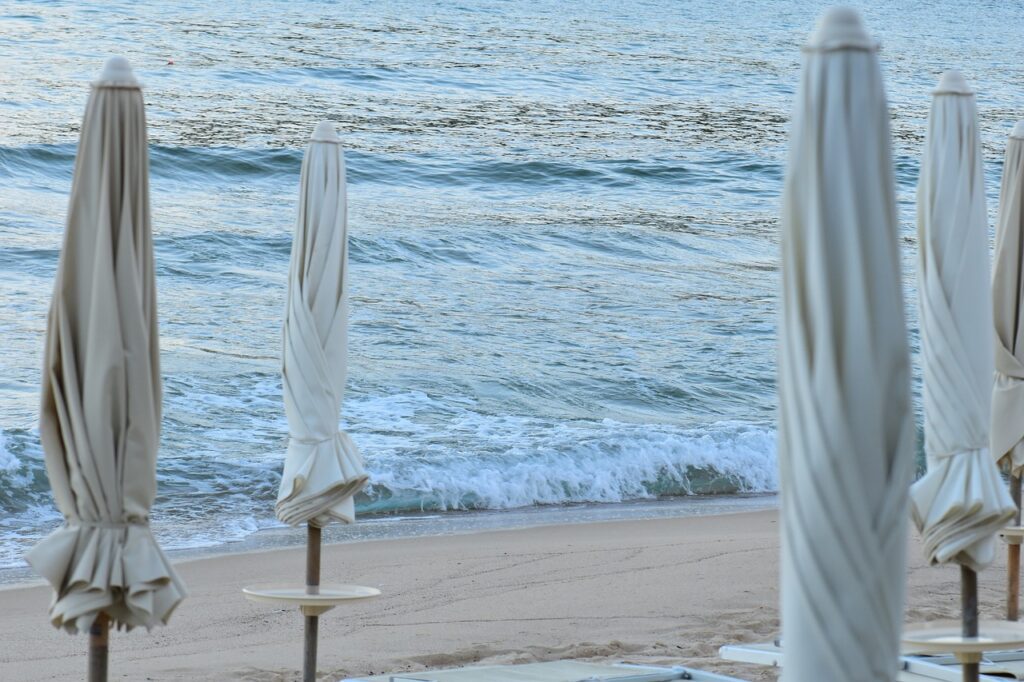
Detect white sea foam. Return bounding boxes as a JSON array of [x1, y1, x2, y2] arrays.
[[152, 514, 282, 552], [0, 430, 20, 472], [346, 392, 778, 512]]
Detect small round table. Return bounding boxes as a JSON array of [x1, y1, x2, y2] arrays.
[[902, 620, 1024, 665], [1001, 526, 1024, 546], [243, 583, 381, 616]]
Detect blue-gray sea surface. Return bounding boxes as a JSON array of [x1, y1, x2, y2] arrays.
[[0, 1, 1022, 572]]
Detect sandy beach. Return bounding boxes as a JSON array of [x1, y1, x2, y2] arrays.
[[0, 508, 991, 681]]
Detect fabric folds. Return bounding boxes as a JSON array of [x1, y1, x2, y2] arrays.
[[910, 70, 1014, 573], [992, 122, 1024, 475], [778, 8, 913, 682], [25, 57, 186, 633], [912, 449, 1014, 570], [276, 121, 368, 528], [30, 523, 183, 633]]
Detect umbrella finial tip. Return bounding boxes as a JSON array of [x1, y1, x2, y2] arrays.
[[1013, 121, 1024, 139], [936, 70, 971, 94], [96, 56, 138, 87], [808, 6, 871, 49], [311, 121, 339, 143], [821, 5, 861, 24]]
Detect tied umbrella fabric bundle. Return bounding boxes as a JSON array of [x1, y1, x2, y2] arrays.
[[777, 8, 913, 681], [910, 71, 1014, 573], [276, 121, 369, 528], [25, 57, 186, 634], [992, 121, 1024, 474]]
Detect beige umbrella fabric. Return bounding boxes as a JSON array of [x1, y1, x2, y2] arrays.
[[992, 121, 1024, 475], [778, 8, 913, 681], [25, 57, 186, 633], [910, 71, 1015, 572], [276, 121, 368, 528]]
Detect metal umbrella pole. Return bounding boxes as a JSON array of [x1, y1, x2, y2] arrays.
[[305, 524, 322, 682], [88, 613, 110, 682], [1009, 474, 1022, 621]]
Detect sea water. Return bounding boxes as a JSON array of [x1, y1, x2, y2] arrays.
[[0, 0, 1022, 576]]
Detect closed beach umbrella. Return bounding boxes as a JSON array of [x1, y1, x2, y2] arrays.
[[993, 120, 1024, 619], [992, 122, 1024, 475], [277, 121, 368, 682], [778, 8, 913, 682], [910, 71, 1014, 573], [25, 57, 186, 678], [277, 120, 368, 528]]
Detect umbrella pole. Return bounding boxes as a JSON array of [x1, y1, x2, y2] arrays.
[[1010, 473, 1022, 621], [304, 523, 321, 682], [88, 611, 109, 682], [963, 565, 979, 682]]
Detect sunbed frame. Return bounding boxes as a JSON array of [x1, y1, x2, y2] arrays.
[[719, 641, 1022, 681], [344, 660, 745, 682]]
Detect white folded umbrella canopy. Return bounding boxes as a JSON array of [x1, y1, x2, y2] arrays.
[[26, 56, 186, 633], [25, 55, 186, 680], [277, 121, 368, 528], [992, 121, 1024, 476], [778, 8, 913, 682], [993, 120, 1024, 620], [910, 71, 1014, 573]]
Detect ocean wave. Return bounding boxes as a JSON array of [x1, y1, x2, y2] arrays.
[[0, 430, 21, 472], [150, 145, 303, 181], [0, 144, 76, 183], [0, 408, 778, 568], [0, 143, 303, 185], [359, 413, 778, 513], [0, 143, 774, 196]]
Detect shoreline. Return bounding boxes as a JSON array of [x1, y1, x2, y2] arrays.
[[0, 507, 986, 682], [0, 493, 778, 587]]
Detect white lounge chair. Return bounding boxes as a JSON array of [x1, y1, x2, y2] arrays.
[[344, 660, 746, 681], [719, 641, 1022, 681]]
